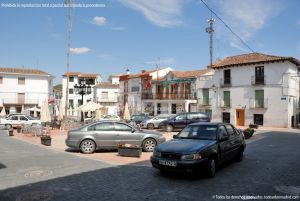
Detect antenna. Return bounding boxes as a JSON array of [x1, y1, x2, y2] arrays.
[[206, 18, 215, 67], [65, 0, 74, 117]]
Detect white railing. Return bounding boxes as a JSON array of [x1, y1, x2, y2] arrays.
[[249, 98, 268, 109]]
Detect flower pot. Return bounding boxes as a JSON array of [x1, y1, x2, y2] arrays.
[[118, 147, 142, 157], [249, 124, 258, 129], [17, 128, 21, 133], [41, 138, 51, 146]]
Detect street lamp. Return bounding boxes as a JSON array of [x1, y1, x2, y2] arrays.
[[74, 79, 92, 122]]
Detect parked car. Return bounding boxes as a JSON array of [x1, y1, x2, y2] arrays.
[[65, 120, 166, 154], [0, 114, 41, 128], [101, 115, 120, 121], [158, 112, 210, 132], [130, 114, 152, 126], [5, 113, 25, 119], [140, 114, 176, 129], [151, 122, 246, 177]]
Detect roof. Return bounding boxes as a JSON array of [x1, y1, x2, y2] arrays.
[[0, 67, 51, 76], [210, 52, 300, 69], [95, 82, 119, 88], [63, 72, 99, 78], [171, 69, 210, 78]]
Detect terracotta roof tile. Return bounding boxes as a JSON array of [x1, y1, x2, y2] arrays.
[[0, 67, 51, 76], [95, 82, 119, 88], [63, 72, 99, 78], [63, 72, 81, 76], [172, 69, 210, 78], [210, 52, 300, 68]]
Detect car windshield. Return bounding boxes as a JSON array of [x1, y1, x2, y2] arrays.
[[177, 125, 217, 140]]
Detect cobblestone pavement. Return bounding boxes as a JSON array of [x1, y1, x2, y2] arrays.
[[0, 130, 300, 201]]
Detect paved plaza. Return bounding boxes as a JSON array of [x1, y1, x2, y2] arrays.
[[0, 130, 300, 201]]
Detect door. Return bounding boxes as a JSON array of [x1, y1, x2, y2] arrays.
[[19, 116, 29, 125], [225, 124, 241, 159], [114, 122, 141, 147], [173, 113, 187, 129], [217, 125, 231, 162], [89, 122, 116, 148], [9, 115, 19, 126], [236, 109, 245, 126]]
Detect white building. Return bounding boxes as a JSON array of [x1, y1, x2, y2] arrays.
[[203, 52, 300, 128], [108, 74, 120, 85], [62, 72, 101, 115], [119, 67, 173, 116], [94, 82, 119, 116], [0, 67, 54, 114]]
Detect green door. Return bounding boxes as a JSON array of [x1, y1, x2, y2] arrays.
[[202, 89, 209, 105], [255, 90, 264, 108], [224, 91, 230, 107]]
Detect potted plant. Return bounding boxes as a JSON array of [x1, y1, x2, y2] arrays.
[[16, 125, 22, 133], [40, 135, 52, 146], [243, 127, 255, 139], [117, 143, 142, 157], [249, 123, 258, 129]]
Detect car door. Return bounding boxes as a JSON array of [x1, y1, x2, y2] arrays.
[[173, 114, 187, 129], [225, 124, 242, 158], [114, 122, 141, 147], [9, 115, 20, 126], [217, 125, 232, 162], [88, 122, 116, 148]]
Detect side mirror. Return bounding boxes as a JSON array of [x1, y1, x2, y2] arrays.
[[173, 135, 178, 139], [131, 128, 136, 133]]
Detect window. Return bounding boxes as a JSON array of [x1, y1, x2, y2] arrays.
[[131, 86, 140, 92], [88, 122, 114, 131], [254, 114, 263, 125], [0, 76, 2, 84], [223, 91, 230, 107], [255, 90, 264, 108], [69, 99, 74, 108], [187, 113, 207, 120], [11, 116, 18, 121], [18, 77, 25, 85], [225, 124, 235, 136], [69, 77, 74, 82], [20, 116, 28, 121], [86, 79, 95, 85], [69, 89, 74, 94], [255, 66, 264, 84], [202, 88, 209, 105], [218, 125, 229, 138], [175, 114, 186, 120], [224, 69, 231, 85], [222, 112, 230, 123], [114, 123, 132, 131], [101, 91, 108, 99], [18, 93, 25, 104]]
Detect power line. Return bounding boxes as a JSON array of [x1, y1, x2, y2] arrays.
[[200, 0, 255, 53]]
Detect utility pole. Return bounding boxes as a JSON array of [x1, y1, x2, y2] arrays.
[[65, 0, 74, 117], [206, 18, 215, 67]]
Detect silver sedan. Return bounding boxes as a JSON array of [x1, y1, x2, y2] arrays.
[[65, 121, 166, 154]]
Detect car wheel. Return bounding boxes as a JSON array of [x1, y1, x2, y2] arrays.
[[166, 125, 173, 132], [80, 139, 96, 154], [147, 123, 154, 130], [206, 157, 216, 178], [142, 138, 157, 152], [235, 147, 244, 162]]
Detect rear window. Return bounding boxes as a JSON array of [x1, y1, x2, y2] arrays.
[[177, 125, 217, 140], [187, 113, 207, 120]]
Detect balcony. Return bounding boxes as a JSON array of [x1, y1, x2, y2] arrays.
[[3, 98, 39, 105], [249, 98, 268, 109], [219, 99, 231, 108], [251, 76, 265, 85], [199, 98, 212, 107], [142, 93, 196, 100], [220, 77, 232, 87], [97, 97, 118, 103]]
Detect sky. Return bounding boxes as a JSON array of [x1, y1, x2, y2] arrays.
[[0, 0, 300, 84]]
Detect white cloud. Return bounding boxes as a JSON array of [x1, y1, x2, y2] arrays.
[[70, 47, 90, 54], [215, 0, 282, 50], [119, 0, 183, 27], [91, 16, 107, 26], [146, 57, 176, 66]]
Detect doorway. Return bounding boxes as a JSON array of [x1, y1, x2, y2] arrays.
[[236, 109, 245, 126]]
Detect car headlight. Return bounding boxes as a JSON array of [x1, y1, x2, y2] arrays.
[[181, 153, 202, 160], [153, 150, 161, 157]]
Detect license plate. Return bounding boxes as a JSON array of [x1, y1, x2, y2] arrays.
[[159, 160, 177, 167]]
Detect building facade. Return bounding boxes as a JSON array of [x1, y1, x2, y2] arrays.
[[0, 67, 54, 114], [94, 82, 119, 116], [62, 72, 101, 115], [207, 53, 300, 128], [119, 67, 173, 116]]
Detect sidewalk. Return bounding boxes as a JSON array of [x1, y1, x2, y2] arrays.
[[13, 129, 175, 167]]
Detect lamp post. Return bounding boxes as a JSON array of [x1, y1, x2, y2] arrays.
[[74, 80, 92, 122]]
